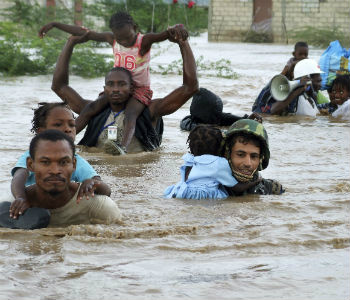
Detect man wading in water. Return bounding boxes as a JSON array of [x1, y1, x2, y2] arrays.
[[0, 130, 121, 229], [51, 29, 198, 154]]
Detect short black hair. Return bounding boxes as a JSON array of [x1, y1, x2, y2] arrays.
[[109, 11, 136, 31], [331, 74, 350, 92], [106, 67, 134, 86], [29, 129, 75, 159], [31, 102, 72, 134], [294, 41, 308, 51], [187, 125, 223, 156]]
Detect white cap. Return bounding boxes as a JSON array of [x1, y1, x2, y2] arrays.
[[293, 59, 324, 79]]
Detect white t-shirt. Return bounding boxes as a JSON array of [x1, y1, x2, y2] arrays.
[[296, 94, 319, 117], [332, 99, 350, 120]]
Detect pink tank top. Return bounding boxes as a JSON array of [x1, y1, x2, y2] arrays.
[[112, 33, 151, 87]]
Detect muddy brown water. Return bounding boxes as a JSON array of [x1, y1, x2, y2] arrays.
[[0, 34, 349, 299]]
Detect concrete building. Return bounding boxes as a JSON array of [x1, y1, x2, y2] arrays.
[[208, 0, 350, 44]]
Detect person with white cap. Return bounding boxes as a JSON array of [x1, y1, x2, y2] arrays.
[[269, 59, 323, 116]]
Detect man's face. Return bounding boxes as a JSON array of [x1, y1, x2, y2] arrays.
[[230, 139, 261, 176], [27, 140, 76, 195], [330, 84, 350, 106], [39, 107, 76, 141], [104, 70, 132, 108], [311, 74, 322, 92], [293, 46, 308, 61]]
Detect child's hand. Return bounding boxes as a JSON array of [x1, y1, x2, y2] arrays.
[[77, 179, 101, 203], [247, 113, 263, 123], [68, 31, 91, 45], [38, 22, 54, 38], [167, 24, 189, 43], [9, 197, 31, 219]]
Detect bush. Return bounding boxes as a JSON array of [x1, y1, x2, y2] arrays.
[[85, 0, 208, 35], [290, 26, 349, 48], [0, 0, 208, 77]]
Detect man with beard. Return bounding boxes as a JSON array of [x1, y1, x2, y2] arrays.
[[223, 119, 284, 195], [0, 130, 121, 229]]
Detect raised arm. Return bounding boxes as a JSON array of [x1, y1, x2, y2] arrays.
[[51, 34, 93, 114], [148, 39, 198, 120], [140, 24, 188, 56], [39, 22, 114, 45]]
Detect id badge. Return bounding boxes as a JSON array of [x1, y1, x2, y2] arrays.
[[107, 126, 118, 140]]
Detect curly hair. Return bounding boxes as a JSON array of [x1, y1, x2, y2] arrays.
[[31, 102, 71, 134], [187, 125, 224, 157], [109, 11, 137, 31], [332, 74, 350, 92]]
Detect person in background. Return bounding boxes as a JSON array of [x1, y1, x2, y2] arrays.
[[255, 59, 323, 116], [164, 125, 260, 199], [9, 102, 111, 219], [318, 75, 350, 119], [180, 88, 262, 131], [281, 41, 309, 80], [39, 11, 188, 153]]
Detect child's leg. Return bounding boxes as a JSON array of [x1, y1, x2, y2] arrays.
[[121, 97, 146, 150]]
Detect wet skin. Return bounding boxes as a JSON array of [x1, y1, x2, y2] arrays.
[[113, 24, 137, 48], [27, 139, 76, 197], [104, 70, 132, 112], [330, 84, 350, 106], [230, 141, 260, 176], [293, 46, 308, 61], [38, 106, 76, 141]]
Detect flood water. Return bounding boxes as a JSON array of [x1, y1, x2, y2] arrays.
[[0, 33, 349, 299]]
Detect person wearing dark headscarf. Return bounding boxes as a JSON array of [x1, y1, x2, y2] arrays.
[[180, 88, 261, 131]]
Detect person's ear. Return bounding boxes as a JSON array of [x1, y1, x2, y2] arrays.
[[292, 51, 295, 57], [27, 156, 34, 172]]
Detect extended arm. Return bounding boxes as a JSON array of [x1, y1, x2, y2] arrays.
[[51, 35, 93, 114], [140, 24, 188, 56], [148, 39, 198, 119], [39, 22, 114, 45]]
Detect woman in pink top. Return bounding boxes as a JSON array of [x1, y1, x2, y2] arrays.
[[39, 11, 188, 153]]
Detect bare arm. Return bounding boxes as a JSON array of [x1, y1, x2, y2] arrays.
[[148, 39, 198, 120], [270, 86, 305, 115], [140, 24, 188, 56], [39, 22, 114, 45], [77, 176, 111, 203], [10, 168, 31, 219], [51, 34, 93, 114], [75, 94, 110, 133]]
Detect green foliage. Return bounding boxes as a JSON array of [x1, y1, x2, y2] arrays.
[[151, 55, 239, 79], [0, 0, 208, 77], [290, 26, 349, 48], [70, 46, 113, 78], [243, 30, 273, 43], [85, 0, 208, 35], [0, 40, 45, 75]]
